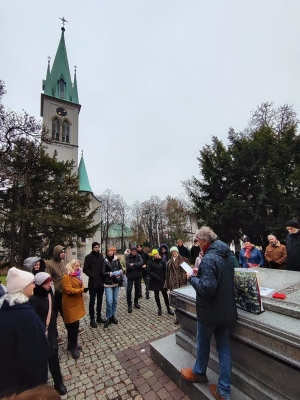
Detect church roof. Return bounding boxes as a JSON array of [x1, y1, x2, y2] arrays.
[[42, 27, 79, 104], [78, 154, 93, 193]]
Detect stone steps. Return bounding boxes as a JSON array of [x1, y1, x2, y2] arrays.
[[150, 333, 253, 400]]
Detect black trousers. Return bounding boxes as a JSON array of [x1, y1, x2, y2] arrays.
[[65, 320, 79, 347], [127, 278, 140, 305], [154, 290, 170, 310], [89, 286, 104, 320], [54, 294, 64, 336], [138, 270, 149, 296], [48, 348, 63, 385]]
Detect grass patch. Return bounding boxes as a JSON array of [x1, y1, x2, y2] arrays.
[[0, 275, 7, 286]]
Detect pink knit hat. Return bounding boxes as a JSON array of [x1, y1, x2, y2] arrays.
[[6, 267, 34, 294]]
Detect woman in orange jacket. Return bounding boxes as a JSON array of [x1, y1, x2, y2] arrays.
[[62, 259, 85, 359]]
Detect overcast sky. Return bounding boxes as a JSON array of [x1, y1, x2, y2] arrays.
[[1, 1, 300, 205]]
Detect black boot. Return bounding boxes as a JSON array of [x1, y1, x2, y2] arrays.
[[104, 319, 110, 328], [128, 305, 132, 313], [90, 319, 97, 328], [111, 315, 118, 324], [54, 381, 67, 395], [158, 308, 162, 316], [167, 308, 175, 315], [134, 303, 140, 309], [96, 316, 107, 323], [67, 342, 82, 351], [71, 345, 80, 360]]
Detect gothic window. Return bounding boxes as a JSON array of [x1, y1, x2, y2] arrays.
[[59, 79, 65, 99], [62, 120, 70, 143], [52, 118, 60, 141]]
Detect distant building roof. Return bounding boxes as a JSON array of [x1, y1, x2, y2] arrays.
[[108, 223, 133, 238]]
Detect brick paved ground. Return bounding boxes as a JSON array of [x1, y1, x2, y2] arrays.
[[51, 279, 190, 400]]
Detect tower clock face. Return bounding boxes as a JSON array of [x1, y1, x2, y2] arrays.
[[56, 107, 67, 116]]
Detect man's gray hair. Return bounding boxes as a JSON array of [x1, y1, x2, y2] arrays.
[[196, 226, 218, 242], [267, 234, 276, 240]]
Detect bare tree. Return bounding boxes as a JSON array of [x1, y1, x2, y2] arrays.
[[98, 189, 122, 251], [116, 196, 130, 251]]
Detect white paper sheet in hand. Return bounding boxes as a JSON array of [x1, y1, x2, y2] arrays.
[[180, 262, 193, 274]]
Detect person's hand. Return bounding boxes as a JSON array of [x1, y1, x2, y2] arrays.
[[130, 263, 133, 266], [142, 264, 147, 269], [186, 272, 192, 279], [192, 267, 198, 276]]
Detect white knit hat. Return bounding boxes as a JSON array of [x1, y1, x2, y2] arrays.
[[34, 272, 52, 286], [6, 267, 34, 294]]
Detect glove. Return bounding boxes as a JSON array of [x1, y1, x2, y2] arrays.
[[84, 288, 89, 293], [113, 270, 122, 277]]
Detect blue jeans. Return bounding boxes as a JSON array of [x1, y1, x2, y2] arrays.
[[193, 321, 231, 399], [104, 286, 119, 318]]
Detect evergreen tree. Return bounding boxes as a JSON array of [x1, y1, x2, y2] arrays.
[[185, 103, 300, 248], [0, 82, 99, 266]]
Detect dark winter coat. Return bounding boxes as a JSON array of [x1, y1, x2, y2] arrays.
[[286, 230, 300, 271], [46, 245, 66, 295], [83, 251, 104, 288], [190, 240, 238, 326], [158, 244, 169, 262], [147, 258, 167, 291], [102, 256, 122, 286], [137, 249, 150, 278], [0, 301, 49, 397], [126, 253, 143, 280], [239, 246, 264, 268], [190, 245, 200, 265], [29, 285, 57, 356], [165, 254, 189, 291], [137, 249, 149, 265], [178, 244, 190, 259]]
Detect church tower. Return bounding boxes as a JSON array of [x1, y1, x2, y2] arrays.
[[41, 20, 80, 168]]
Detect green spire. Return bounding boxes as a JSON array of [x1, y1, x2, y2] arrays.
[[43, 60, 52, 95], [72, 69, 79, 104], [43, 27, 79, 104], [78, 152, 93, 193]]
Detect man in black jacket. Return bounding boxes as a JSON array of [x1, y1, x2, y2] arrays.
[[190, 238, 201, 265], [177, 239, 190, 259], [181, 226, 237, 400], [286, 220, 300, 271], [137, 244, 150, 299], [83, 242, 107, 327], [126, 247, 143, 313]]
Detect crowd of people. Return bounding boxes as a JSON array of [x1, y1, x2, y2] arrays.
[[1, 219, 300, 399]]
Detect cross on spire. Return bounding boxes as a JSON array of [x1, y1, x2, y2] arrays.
[[59, 17, 68, 27], [47, 56, 51, 65]]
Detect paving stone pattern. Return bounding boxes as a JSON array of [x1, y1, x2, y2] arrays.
[[51, 278, 190, 400]]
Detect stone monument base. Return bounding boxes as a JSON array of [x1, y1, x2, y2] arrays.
[[150, 269, 300, 400]]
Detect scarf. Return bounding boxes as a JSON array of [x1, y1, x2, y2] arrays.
[[106, 254, 114, 263], [70, 269, 82, 281], [244, 244, 253, 259]]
